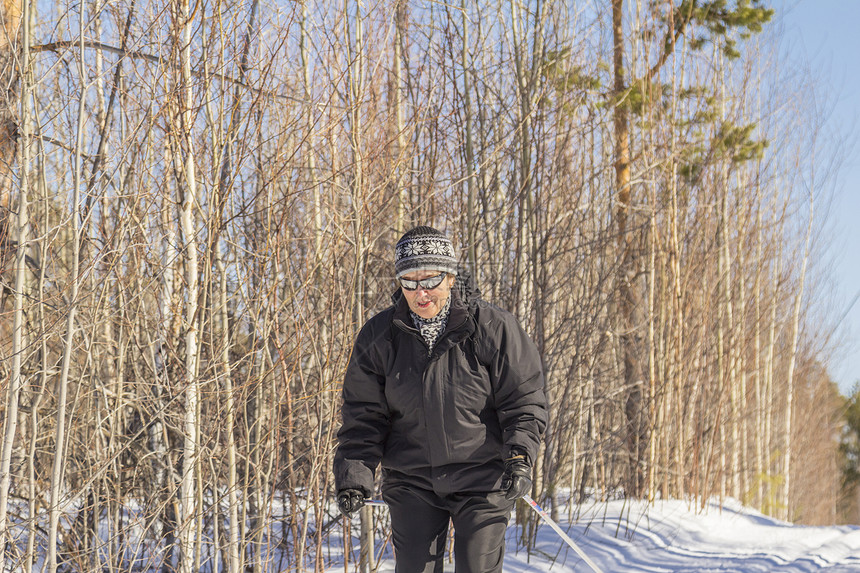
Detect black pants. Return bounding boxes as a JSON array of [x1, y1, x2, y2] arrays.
[[382, 483, 515, 573]]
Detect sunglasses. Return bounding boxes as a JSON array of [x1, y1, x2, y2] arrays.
[[398, 272, 448, 291]]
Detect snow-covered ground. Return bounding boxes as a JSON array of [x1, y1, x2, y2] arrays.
[[332, 497, 860, 572]]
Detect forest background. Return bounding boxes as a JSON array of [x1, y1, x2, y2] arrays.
[[1, 0, 859, 572]]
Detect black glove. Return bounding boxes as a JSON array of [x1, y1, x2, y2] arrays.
[[501, 449, 532, 501], [337, 488, 366, 518]]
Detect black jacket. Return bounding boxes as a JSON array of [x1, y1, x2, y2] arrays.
[[333, 274, 547, 497]]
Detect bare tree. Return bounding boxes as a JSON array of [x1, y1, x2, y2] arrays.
[[0, 2, 849, 571]]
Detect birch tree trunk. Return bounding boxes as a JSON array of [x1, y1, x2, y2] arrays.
[[344, 2, 374, 571], [460, 0, 477, 269], [47, 9, 88, 569], [216, 241, 241, 573], [734, 170, 749, 503], [174, 0, 202, 566], [394, 0, 408, 231], [763, 198, 785, 514], [753, 179, 765, 509], [782, 187, 814, 519]]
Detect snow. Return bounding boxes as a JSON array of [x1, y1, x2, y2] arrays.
[[11, 492, 858, 571], [330, 496, 860, 572]]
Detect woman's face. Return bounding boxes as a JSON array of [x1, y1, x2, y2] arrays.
[[400, 270, 456, 319]]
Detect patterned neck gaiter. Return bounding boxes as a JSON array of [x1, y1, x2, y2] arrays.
[[410, 295, 452, 351]]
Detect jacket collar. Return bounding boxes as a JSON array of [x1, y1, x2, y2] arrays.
[[392, 288, 474, 348]]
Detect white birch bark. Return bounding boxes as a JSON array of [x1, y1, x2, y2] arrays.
[[394, 0, 408, 231], [763, 201, 785, 513], [217, 239, 241, 573], [47, 8, 87, 569], [175, 0, 201, 566], [753, 181, 764, 509], [647, 184, 657, 501], [460, 0, 477, 268], [344, 3, 374, 570], [24, 92, 51, 573], [734, 171, 749, 502], [782, 187, 814, 519]]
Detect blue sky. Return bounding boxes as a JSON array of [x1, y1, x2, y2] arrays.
[[779, 0, 860, 396]]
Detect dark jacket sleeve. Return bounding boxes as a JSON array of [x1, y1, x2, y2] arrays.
[[479, 308, 548, 464], [332, 315, 391, 496]]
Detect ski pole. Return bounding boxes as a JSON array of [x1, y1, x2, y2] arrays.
[[521, 494, 604, 573]]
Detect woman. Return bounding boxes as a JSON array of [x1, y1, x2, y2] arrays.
[[333, 226, 547, 573]]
